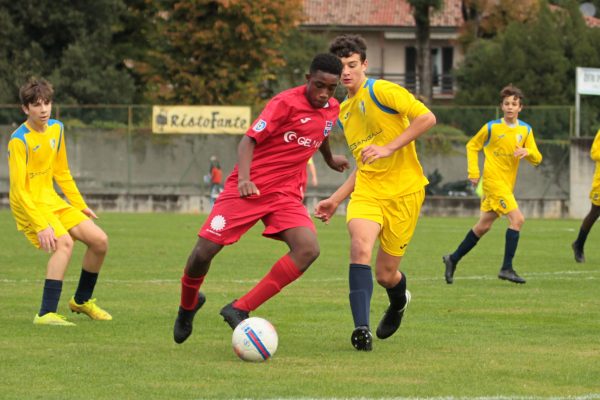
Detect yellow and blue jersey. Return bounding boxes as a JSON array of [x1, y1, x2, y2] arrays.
[[7, 119, 87, 232], [467, 118, 542, 195], [590, 129, 600, 203], [338, 78, 430, 198]]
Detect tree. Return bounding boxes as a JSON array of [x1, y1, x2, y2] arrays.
[[140, 0, 304, 106], [0, 0, 137, 104], [408, 0, 443, 104]]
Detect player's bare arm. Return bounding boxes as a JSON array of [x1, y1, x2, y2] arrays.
[[237, 136, 260, 197], [361, 112, 436, 164], [318, 138, 350, 172], [314, 169, 356, 223]]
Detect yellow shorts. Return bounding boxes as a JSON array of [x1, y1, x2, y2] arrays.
[[22, 206, 88, 248], [590, 188, 600, 206], [346, 188, 425, 257], [481, 191, 518, 215]]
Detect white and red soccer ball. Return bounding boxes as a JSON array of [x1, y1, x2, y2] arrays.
[[232, 317, 278, 362]]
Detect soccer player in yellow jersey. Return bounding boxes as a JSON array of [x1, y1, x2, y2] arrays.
[[7, 78, 111, 326], [442, 84, 542, 284], [572, 129, 600, 262], [315, 35, 436, 351]]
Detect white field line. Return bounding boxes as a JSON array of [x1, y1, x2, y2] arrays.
[[1, 270, 598, 285], [220, 394, 600, 400]]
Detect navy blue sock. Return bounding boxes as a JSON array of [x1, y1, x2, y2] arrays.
[[574, 228, 589, 249], [451, 229, 480, 263], [386, 273, 407, 310], [502, 228, 520, 271], [39, 279, 63, 316], [74, 269, 99, 304], [349, 264, 373, 328]]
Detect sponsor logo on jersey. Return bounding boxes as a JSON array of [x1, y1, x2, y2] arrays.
[[33, 145, 40, 152], [348, 129, 382, 151], [252, 119, 267, 132], [323, 120, 333, 137], [343, 112, 350, 120], [400, 243, 408, 250], [300, 117, 311, 124], [283, 131, 322, 148], [499, 199, 507, 209]]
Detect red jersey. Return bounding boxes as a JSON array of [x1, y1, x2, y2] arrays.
[[223, 85, 339, 199]]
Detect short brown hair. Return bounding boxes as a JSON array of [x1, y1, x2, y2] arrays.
[[19, 78, 54, 106], [500, 84, 523, 104]]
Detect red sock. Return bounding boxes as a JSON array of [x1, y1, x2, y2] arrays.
[[234, 254, 302, 312], [180, 273, 205, 310]]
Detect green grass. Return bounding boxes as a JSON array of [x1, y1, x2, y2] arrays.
[[0, 209, 599, 400]]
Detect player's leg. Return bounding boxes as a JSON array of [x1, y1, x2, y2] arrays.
[[373, 250, 409, 339], [225, 226, 318, 322], [67, 217, 112, 320], [443, 210, 497, 283], [34, 234, 76, 325], [497, 207, 526, 284], [347, 218, 380, 350], [174, 236, 223, 343], [572, 203, 600, 263], [374, 190, 422, 339], [23, 212, 76, 326]]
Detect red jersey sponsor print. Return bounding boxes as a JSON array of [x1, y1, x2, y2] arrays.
[[222, 85, 339, 200]]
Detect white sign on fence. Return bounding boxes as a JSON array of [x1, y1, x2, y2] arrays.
[[577, 67, 600, 96], [575, 67, 600, 137]]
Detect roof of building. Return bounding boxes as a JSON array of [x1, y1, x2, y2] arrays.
[[303, 0, 464, 27]]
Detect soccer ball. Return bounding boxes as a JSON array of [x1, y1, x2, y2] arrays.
[[232, 317, 278, 362]]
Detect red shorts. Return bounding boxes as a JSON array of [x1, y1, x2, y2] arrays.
[[199, 191, 315, 245]]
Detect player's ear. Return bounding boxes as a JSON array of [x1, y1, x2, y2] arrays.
[[22, 105, 29, 115], [305, 73, 311, 82]]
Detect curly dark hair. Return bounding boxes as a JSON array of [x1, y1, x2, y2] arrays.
[[19, 78, 54, 106], [309, 53, 343, 76], [329, 34, 367, 62]]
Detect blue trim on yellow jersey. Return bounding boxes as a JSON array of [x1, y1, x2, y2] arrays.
[[48, 119, 63, 151], [10, 123, 31, 163], [518, 119, 532, 142], [336, 118, 344, 131], [364, 79, 398, 115], [484, 119, 501, 147]]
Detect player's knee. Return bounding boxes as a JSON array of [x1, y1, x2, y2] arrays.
[[92, 231, 109, 255], [57, 235, 75, 255], [298, 243, 320, 265], [350, 243, 372, 264]]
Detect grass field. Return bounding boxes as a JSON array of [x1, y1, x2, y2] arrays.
[[0, 209, 599, 400]]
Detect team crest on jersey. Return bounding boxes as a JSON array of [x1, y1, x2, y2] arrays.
[[49, 138, 56, 149], [323, 121, 333, 137], [359, 101, 366, 115], [593, 193, 599, 201], [516, 134, 523, 144], [252, 119, 267, 133]]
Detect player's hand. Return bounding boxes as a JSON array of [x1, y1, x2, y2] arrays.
[[314, 198, 338, 224], [361, 144, 392, 164], [37, 226, 57, 253], [238, 179, 260, 197], [514, 146, 529, 159], [326, 154, 350, 172], [469, 178, 479, 185], [82, 208, 98, 219]]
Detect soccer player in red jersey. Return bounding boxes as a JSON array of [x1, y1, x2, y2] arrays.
[[173, 53, 350, 343]]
